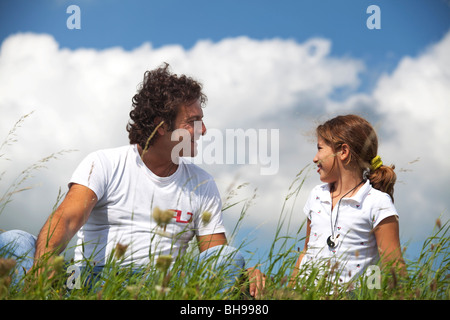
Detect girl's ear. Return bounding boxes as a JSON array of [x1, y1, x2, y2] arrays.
[[339, 143, 351, 161]]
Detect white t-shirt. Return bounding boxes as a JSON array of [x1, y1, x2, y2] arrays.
[[301, 180, 398, 285], [69, 145, 226, 267]]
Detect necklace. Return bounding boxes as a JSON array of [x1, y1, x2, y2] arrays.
[[327, 179, 365, 249], [164, 162, 178, 177]]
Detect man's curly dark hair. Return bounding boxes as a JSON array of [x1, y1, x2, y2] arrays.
[[127, 63, 207, 149]]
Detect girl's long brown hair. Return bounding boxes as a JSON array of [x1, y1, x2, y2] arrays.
[[316, 114, 396, 201]]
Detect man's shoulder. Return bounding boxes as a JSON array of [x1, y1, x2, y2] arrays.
[[89, 145, 134, 163], [80, 145, 136, 174], [94, 145, 134, 157]]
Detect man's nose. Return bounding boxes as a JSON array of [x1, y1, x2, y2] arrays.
[[201, 121, 207, 136]]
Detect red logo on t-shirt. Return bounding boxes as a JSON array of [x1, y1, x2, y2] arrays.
[[171, 209, 193, 223]]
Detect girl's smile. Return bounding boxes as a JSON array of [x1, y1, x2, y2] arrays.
[[313, 137, 339, 183]]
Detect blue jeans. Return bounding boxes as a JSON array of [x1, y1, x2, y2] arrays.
[[0, 229, 36, 286], [0, 229, 245, 292]]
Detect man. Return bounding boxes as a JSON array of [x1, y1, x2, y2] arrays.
[[0, 63, 264, 296]]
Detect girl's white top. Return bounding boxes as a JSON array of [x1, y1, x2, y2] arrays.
[[301, 180, 398, 285]]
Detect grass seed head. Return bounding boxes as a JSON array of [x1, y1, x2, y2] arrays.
[[156, 254, 173, 272], [115, 243, 129, 260], [435, 218, 441, 229], [153, 207, 174, 226], [201, 211, 212, 224]]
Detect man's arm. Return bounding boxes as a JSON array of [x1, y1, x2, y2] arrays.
[[196, 232, 227, 253], [34, 184, 97, 265], [196, 233, 266, 298]]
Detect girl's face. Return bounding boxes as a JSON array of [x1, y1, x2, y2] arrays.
[[313, 136, 340, 183]]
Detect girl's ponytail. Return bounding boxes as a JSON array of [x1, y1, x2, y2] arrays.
[[368, 157, 396, 202]]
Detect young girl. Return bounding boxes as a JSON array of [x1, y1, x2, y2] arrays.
[[292, 114, 406, 290]]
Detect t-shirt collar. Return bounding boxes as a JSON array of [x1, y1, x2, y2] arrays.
[[133, 144, 183, 184], [318, 180, 372, 205]]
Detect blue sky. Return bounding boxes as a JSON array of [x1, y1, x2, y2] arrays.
[[2, 0, 449, 68], [1, 0, 449, 273], [1, 0, 449, 101]]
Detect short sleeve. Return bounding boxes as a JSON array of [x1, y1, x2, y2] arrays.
[[371, 192, 399, 228], [193, 178, 226, 237], [68, 151, 109, 200], [303, 187, 319, 220]]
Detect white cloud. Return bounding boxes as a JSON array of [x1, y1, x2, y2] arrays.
[[0, 32, 448, 261], [331, 32, 450, 238], [373, 33, 450, 236], [374, 31, 450, 166]]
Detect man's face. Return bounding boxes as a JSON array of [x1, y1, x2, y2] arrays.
[[170, 99, 206, 158]]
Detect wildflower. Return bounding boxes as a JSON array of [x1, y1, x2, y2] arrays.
[[201, 211, 212, 224], [115, 243, 129, 260], [156, 254, 173, 272], [152, 207, 174, 226]]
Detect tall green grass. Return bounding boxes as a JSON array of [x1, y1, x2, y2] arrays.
[[0, 114, 448, 300], [1, 198, 448, 300]]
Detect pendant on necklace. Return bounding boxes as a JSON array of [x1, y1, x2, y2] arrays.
[[327, 235, 339, 249]]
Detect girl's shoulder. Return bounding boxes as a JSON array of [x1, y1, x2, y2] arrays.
[[365, 184, 399, 226], [312, 183, 330, 194], [364, 184, 394, 205], [307, 183, 330, 200]]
